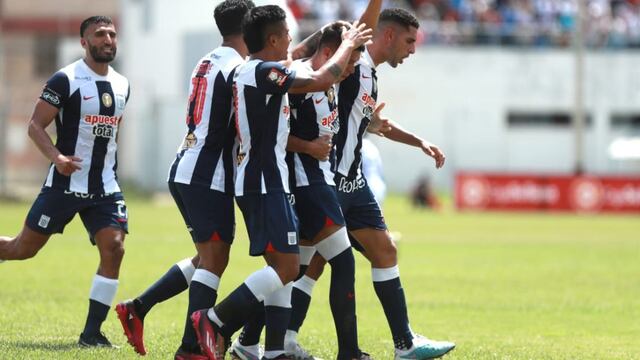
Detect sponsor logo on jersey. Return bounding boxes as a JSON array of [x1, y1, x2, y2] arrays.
[[361, 92, 376, 118], [83, 95, 96, 100], [314, 97, 325, 105], [84, 115, 121, 126], [182, 132, 198, 149], [93, 123, 115, 139], [267, 68, 289, 87], [75, 76, 92, 81], [102, 93, 113, 108], [338, 176, 366, 193], [321, 108, 340, 134]]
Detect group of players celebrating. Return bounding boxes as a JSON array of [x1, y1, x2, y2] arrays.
[[0, 1, 453, 359]]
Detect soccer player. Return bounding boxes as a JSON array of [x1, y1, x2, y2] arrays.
[[0, 16, 129, 348], [285, 8, 456, 360], [190, 5, 372, 360], [114, 1, 254, 358]]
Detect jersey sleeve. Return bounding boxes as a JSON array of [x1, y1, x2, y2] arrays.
[[39, 71, 70, 108], [255, 61, 296, 95]]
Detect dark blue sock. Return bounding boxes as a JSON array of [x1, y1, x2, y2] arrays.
[[181, 280, 217, 351], [214, 284, 260, 337], [288, 287, 311, 333], [265, 306, 291, 354], [328, 249, 359, 359], [373, 276, 413, 350], [136, 264, 189, 318], [82, 299, 109, 336], [239, 302, 265, 346]]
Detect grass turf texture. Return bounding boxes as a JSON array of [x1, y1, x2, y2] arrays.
[[1, 195, 638, 359]]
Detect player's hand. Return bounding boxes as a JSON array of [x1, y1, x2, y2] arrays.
[[341, 21, 373, 49], [367, 102, 392, 136], [54, 154, 82, 176], [421, 141, 445, 169], [308, 135, 332, 161]]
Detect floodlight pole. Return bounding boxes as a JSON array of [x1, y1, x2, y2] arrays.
[[573, 0, 586, 175]]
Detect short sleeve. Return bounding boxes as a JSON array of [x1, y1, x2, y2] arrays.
[[39, 72, 69, 108], [255, 61, 296, 95]]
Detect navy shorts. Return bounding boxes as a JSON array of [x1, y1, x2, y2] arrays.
[[335, 174, 387, 228], [25, 187, 128, 245], [291, 184, 346, 240], [236, 192, 299, 256], [168, 182, 235, 244]]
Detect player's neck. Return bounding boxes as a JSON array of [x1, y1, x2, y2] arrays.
[[309, 52, 323, 71], [366, 44, 384, 67], [249, 49, 282, 62], [83, 57, 109, 76], [222, 35, 249, 58]]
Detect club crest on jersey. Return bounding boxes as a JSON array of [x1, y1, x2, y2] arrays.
[[326, 87, 336, 105], [101, 93, 113, 108], [182, 132, 198, 149], [267, 68, 288, 87]]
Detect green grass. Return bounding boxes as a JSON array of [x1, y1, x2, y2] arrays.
[[1, 195, 639, 359]]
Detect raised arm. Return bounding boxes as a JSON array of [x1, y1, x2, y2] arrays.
[[358, 0, 383, 30], [28, 100, 82, 175], [288, 22, 372, 94]]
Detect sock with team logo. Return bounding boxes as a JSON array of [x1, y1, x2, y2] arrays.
[[372, 266, 413, 350], [135, 258, 195, 318], [181, 269, 220, 352], [264, 283, 292, 359], [83, 274, 118, 336], [208, 266, 283, 337]]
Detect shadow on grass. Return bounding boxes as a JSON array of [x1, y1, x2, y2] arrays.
[[10, 340, 80, 351]]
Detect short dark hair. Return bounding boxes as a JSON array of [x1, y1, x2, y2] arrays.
[[318, 22, 365, 53], [242, 5, 287, 54], [378, 8, 420, 30], [80, 16, 113, 37], [214, 0, 255, 37]]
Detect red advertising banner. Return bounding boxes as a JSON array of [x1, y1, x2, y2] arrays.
[[455, 173, 640, 213]]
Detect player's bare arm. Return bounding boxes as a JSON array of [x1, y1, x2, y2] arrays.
[[358, 0, 384, 30], [287, 134, 332, 161], [28, 99, 82, 176], [370, 102, 445, 169], [289, 22, 372, 94]]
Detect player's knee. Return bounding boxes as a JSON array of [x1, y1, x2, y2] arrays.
[[371, 236, 397, 267], [273, 259, 300, 284]]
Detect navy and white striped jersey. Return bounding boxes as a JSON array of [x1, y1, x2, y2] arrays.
[[334, 49, 377, 180], [39, 59, 130, 194], [286, 60, 339, 188], [234, 60, 296, 196], [168, 47, 244, 194]]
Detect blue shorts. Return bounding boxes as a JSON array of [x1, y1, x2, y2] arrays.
[[25, 187, 128, 245], [168, 182, 235, 244], [291, 184, 345, 240], [335, 174, 387, 243], [236, 192, 299, 256]]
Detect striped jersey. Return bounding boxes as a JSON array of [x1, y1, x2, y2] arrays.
[[39, 59, 130, 194], [286, 60, 339, 188], [334, 49, 377, 180], [168, 46, 244, 194], [233, 60, 296, 196]]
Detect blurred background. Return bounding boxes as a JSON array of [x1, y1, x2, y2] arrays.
[[1, 0, 640, 212]]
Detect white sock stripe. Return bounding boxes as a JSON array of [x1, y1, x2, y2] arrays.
[[264, 282, 292, 307], [177, 258, 196, 284], [244, 266, 284, 302], [89, 274, 119, 306], [192, 269, 220, 290], [293, 275, 316, 296], [372, 265, 400, 282], [315, 227, 350, 261], [299, 246, 316, 266], [207, 308, 224, 328]]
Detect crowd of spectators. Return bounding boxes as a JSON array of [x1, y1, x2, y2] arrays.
[[287, 0, 640, 48]]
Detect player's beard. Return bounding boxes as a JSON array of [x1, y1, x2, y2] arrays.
[[89, 43, 116, 63]]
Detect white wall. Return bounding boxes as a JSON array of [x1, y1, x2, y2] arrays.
[[117, 0, 640, 192]]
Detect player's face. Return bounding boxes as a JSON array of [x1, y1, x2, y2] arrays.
[[273, 21, 292, 60], [387, 26, 417, 68], [340, 49, 362, 82], [83, 23, 117, 63]]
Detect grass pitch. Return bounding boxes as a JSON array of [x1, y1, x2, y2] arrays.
[[1, 194, 639, 359]]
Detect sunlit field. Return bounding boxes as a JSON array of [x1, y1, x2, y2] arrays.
[[1, 194, 638, 359]]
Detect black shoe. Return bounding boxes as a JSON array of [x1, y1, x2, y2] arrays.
[[78, 332, 119, 348]]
